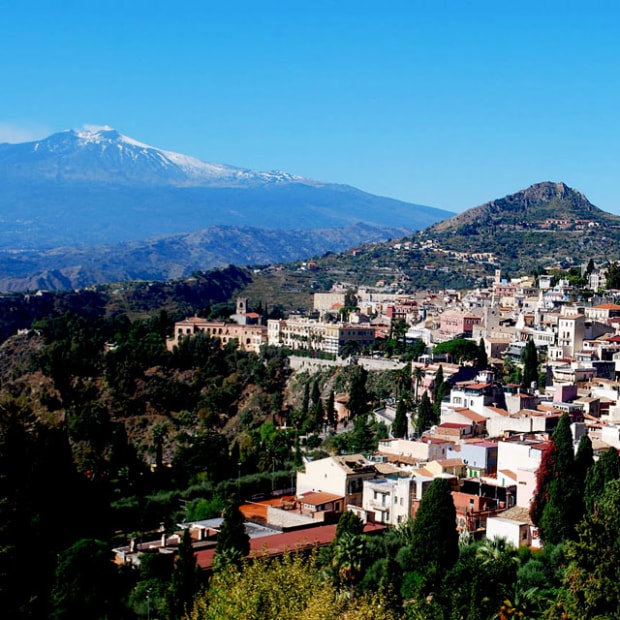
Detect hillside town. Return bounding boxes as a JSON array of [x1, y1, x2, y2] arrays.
[[150, 264, 620, 564], [6, 259, 620, 619]]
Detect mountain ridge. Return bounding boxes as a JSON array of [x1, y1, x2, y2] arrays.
[[429, 181, 618, 234], [0, 127, 451, 258]]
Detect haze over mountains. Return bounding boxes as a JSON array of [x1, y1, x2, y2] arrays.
[[0, 126, 455, 290], [0, 126, 448, 245]]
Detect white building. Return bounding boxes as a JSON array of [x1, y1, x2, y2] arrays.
[[486, 506, 539, 548], [268, 318, 375, 356], [296, 454, 377, 507]]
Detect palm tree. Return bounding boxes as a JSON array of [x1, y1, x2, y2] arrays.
[[331, 532, 366, 587], [476, 537, 519, 572], [476, 537, 520, 614]]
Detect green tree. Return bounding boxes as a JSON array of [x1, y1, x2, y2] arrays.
[[583, 446, 620, 515], [392, 396, 408, 439], [433, 339, 478, 365], [531, 413, 579, 544], [170, 528, 199, 617], [475, 537, 520, 615], [311, 380, 324, 430], [412, 366, 425, 402], [326, 390, 336, 430], [214, 496, 249, 568], [390, 318, 408, 354], [521, 338, 538, 392], [606, 261, 620, 289], [476, 338, 488, 370], [409, 477, 458, 593], [331, 532, 366, 588], [301, 381, 310, 418], [432, 364, 448, 413], [347, 364, 369, 418], [574, 433, 594, 489], [187, 551, 399, 620], [51, 539, 125, 620], [554, 479, 620, 619], [335, 510, 364, 539], [416, 391, 434, 435], [152, 422, 168, 472]]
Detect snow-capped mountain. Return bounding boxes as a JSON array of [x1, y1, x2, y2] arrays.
[[0, 126, 454, 289], [0, 125, 312, 187]]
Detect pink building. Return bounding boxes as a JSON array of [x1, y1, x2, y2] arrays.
[[439, 311, 481, 337]]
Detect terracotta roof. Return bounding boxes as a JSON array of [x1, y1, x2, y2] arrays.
[[438, 458, 465, 468], [485, 406, 510, 417], [498, 469, 517, 481], [299, 491, 343, 506], [195, 523, 385, 571], [413, 467, 435, 478], [452, 408, 487, 423], [464, 439, 499, 448], [495, 505, 533, 524]]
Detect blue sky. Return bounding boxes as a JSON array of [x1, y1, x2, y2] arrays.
[[1, 1, 619, 214]]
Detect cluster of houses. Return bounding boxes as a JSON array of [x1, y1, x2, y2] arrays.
[[287, 351, 620, 551], [151, 266, 620, 563]]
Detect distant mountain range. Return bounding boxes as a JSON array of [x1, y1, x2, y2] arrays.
[[0, 127, 448, 245], [1, 128, 617, 294], [0, 126, 452, 290]]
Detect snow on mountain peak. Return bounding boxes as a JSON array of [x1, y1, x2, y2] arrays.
[[22, 126, 322, 188]]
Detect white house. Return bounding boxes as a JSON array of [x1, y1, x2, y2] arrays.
[[296, 454, 377, 507], [486, 506, 540, 548]]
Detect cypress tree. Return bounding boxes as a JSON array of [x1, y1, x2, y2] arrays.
[[521, 338, 538, 391], [432, 365, 445, 405], [411, 478, 458, 592], [476, 338, 488, 370], [534, 413, 579, 543], [347, 364, 368, 418], [214, 495, 249, 566], [584, 447, 620, 515], [392, 397, 408, 439], [575, 433, 594, 488], [416, 392, 434, 435], [573, 433, 594, 521], [432, 365, 448, 424], [326, 390, 336, 430], [301, 382, 310, 418], [170, 528, 198, 616], [311, 380, 323, 430], [311, 380, 321, 412]]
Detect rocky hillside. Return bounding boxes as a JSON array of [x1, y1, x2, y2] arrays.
[[430, 181, 619, 234], [416, 181, 620, 274]]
